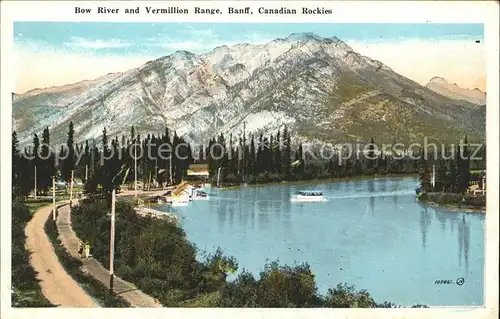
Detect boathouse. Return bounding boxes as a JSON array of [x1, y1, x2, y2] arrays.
[[186, 164, 210, 187]]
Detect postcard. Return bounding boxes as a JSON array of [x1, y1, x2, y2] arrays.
[[1, 1, 498, 319]]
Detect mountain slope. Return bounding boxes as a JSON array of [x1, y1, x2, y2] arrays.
[[426, 77, 486, 105], [13, 33, 485, 147]]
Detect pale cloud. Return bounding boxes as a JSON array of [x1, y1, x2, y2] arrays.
[[64, 36, 133, 49]]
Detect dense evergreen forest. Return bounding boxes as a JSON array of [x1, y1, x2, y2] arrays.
[[12, 122, 484, 203]]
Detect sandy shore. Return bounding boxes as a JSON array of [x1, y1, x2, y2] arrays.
[[418, 199, 486, 213]]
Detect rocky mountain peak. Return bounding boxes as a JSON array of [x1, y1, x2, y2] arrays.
[[12, 33, 485, 147], [426, 76, 486, 105]]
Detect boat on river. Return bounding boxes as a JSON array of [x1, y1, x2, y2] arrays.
[[193, 190, 209, 200], [291, 190, 328, 202]]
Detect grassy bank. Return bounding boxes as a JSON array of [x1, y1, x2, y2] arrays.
[[11, 201, 55, 307], [418, 192, 485, 212], [44, 214, 130, 307]]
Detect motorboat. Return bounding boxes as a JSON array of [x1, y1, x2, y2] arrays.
[[193, 190, 209, 200], [169, 200, 189, 207], [292, 190, 328, 202]]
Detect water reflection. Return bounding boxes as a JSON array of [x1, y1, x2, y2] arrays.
[[282, 187, 291, 229], [158, 176, 483, 306], [419, 204, 431, 250], [217, 196, 227, 232], [436, 209, 447, 232], [257, 190, 269, 230], [457, 214, 470, 272], [418, 203, 473, 271], [228, 198, 236, 229], [367, 179, 375, 215]]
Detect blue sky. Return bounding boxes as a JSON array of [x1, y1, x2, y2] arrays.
[[14, 22, 483, 56], [13, 23, 485, 93]]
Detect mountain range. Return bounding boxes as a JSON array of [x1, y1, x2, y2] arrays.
[[12, 33, 486, 147], [425, 76, 486, 106]]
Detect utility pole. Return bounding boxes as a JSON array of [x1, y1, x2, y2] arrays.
[[169, 152, 173, 186], [148, 171, 152, 191], [155, 158, 158, 188], [217, 167, 222, 187], [52, 176, 56, 222], [34, 166, 37, 200], [69, 170, 74, 207], [109, 188, 116, 293]]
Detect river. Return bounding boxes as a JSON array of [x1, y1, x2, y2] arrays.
[[157, 176, 484, 306]]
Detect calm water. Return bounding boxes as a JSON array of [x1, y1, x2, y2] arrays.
[[157, 176, 485, 306]]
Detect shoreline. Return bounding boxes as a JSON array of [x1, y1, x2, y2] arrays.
[[134, 206, 180, 223], [216, 173, 418, 191], [127, 177, 485, 216], [417, 198, 485, 214]]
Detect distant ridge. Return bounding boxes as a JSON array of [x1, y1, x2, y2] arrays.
[[12, 33, 485, 146], [426, 77, 486, 105]]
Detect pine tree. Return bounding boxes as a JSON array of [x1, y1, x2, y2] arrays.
[[282, 126, 291, 180], [249, 135, 256, 179], [455, 136, 471, 194], [198, 145, 205, 164], [12, 131, 21, 198], [62, 121, 76, 185], [40, 127, 54, 195], [418, 155, 432, 192], [99, 127, 111, 197], [19, 147, 34, 200], [91, 139, 100, 179], [295, 143, 305, 177], [172, 132, 181, 184], [163, 128, 172, 185], [207, 138, 216, 178], [82, 140, 90, 182], [344, 157, 352, 177], [216, 133, 227, 181], [256, 133, 264, 174], [130, 126, 136, 145], [365, 137, 377, 174], [353, 158, 363, 176], [448, 159, 458, 193], [111, 136, 122, 190], [32, 134, 40, 195], [436, 159, 448, 192], [274, 129, 282, 175]]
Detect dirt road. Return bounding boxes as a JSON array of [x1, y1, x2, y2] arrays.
[[25, 204, 99, 307], [57, 203, 162, 307]]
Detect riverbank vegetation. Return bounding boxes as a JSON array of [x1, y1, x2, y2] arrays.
[[417, 136, 486, 209], [70, 198, 427, 308], [11, 123, 451, 199]]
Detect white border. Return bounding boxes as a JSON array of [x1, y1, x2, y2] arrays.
[[1, 1, 498, 319]]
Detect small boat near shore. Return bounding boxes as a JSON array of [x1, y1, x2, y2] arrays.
[[167, 199, 189, 207], [193, 190, 209, 200], [291, 190, 328, 202]]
